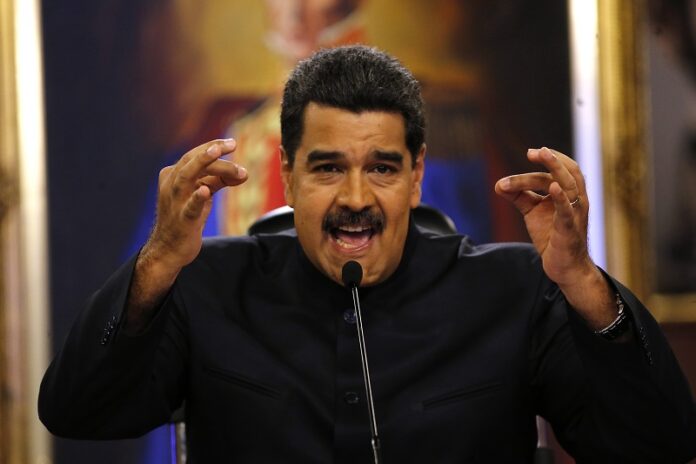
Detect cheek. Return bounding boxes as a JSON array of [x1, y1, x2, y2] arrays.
[[296, 182, 334, 210], [294, 193, 328, 233]]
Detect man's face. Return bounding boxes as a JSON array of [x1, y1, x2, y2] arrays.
[[281, 103, 425, 286]]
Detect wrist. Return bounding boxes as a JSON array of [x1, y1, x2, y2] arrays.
[[124, 247, 180, 335], [137, 243, 182, 289], [140, 235, 186, 275], [558, 265, 618, 330], [593, 292, 632, 341], [554, 256, 597, 290]]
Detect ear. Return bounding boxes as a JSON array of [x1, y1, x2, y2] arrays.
[[280, 146, 295, 207], [410, 144, 426, 209]]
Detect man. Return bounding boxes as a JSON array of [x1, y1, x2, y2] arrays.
[[40, 46, 696, 462]]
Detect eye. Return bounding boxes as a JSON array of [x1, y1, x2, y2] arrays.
[[313, 164, 341, 173], [371, 164, 396, 175]]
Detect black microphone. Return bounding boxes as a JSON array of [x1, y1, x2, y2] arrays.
[[341, 260, 363, 288], [341, 261, 382, 464]]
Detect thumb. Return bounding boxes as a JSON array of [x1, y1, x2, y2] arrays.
[[495, 178, 543, 215]]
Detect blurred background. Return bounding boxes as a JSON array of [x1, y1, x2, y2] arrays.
[[0, 0, 694, 463]]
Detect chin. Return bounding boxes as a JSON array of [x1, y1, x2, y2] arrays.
[[353, 262, 387, 287]]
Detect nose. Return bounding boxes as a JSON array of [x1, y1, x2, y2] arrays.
[[336, 171, 375, 211]]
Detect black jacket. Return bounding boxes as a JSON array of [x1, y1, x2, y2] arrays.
[[39, 226, 696, 463]]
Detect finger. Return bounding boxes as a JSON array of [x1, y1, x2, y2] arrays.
[[171, 140, 237, 198], [548, 148, 587, 195], [196, 176, 224, 195], [495, 179, 546, 215], [549, 181, 576, 234], [527, 147, 580, 201], [182, 185, 212, 220], [495, 172, 554, 194], [202, 159, 248, 189], [176, 138, 237, 170], [158, 165, 175, 189], [179, 140, 237, 182], [197, 171, 248, 195], [171, 144, 226, 199]]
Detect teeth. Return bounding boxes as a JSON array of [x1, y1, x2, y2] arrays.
[[332, 226, 373, 250], [335, 237, 357, 249]]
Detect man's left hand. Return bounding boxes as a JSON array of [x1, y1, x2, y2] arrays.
[[495, 147, 617, 330]]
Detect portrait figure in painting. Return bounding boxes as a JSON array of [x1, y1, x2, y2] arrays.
[[222, 0, 366, 235]]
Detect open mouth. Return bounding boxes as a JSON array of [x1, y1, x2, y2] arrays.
[[323, 208, 384, 252], [330, 225, 375, 250]]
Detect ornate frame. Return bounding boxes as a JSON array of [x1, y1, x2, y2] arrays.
[[0, 2, 24, 462], [598, 0, 696, 322], [0, 1, 51, 462]]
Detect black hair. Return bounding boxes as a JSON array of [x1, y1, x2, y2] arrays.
[[280, 45, 425, 165]]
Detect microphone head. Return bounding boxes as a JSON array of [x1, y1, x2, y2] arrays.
[[341, 260, 363, 288]]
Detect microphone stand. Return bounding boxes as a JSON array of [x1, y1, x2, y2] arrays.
[[349, 283, 383, 464]]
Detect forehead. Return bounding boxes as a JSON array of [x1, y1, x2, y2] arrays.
[[298, 103, 408, 155]]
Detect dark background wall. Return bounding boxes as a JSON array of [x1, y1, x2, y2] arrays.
[[42, 1, 166, 462]]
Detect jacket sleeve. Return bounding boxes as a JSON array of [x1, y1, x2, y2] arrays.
[[38, 253, 189, 439], [529, 273, 696, 463]]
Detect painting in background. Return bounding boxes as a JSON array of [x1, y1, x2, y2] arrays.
[[42, 1, 571, 463], [105, 0, 572, 245], [647, 0, 696, 293]]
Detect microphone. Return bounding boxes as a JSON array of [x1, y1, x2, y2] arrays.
[[341, 261, 382, 464], [341, 260, 363, 288]]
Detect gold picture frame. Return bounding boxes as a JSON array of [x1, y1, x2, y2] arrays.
[[598, 0, 696, 322], [1, 0, 51, 462]]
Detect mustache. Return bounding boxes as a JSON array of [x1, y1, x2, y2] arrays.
[[322, 208, 385, 233]]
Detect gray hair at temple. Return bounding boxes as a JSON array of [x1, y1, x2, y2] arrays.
[[280, 45, 426, 166]]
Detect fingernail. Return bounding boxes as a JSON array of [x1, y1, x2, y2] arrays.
[[237, 165, 247, 178], [499, 177, 511, 190], [223, 138, 236, 149], [542, 147, 556, 159]]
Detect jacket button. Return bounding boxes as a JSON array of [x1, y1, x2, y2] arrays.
[[343, 308, 356, 324], [344, 391, 360, 405]]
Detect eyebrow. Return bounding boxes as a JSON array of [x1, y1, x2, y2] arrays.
[[373, 151, 404, 165], [305, 150, 404, 165], [306, 150, 344, 165]]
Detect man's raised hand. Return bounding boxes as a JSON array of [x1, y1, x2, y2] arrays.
[[125, 139, 247, 332], [494, 147, 591, 288], [146, 138, 247, 269], [495, 147, 617, 330]]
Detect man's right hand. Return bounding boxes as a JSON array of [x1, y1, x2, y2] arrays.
[[146, 138, 247, 269], [125, 139, 248, 332]]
